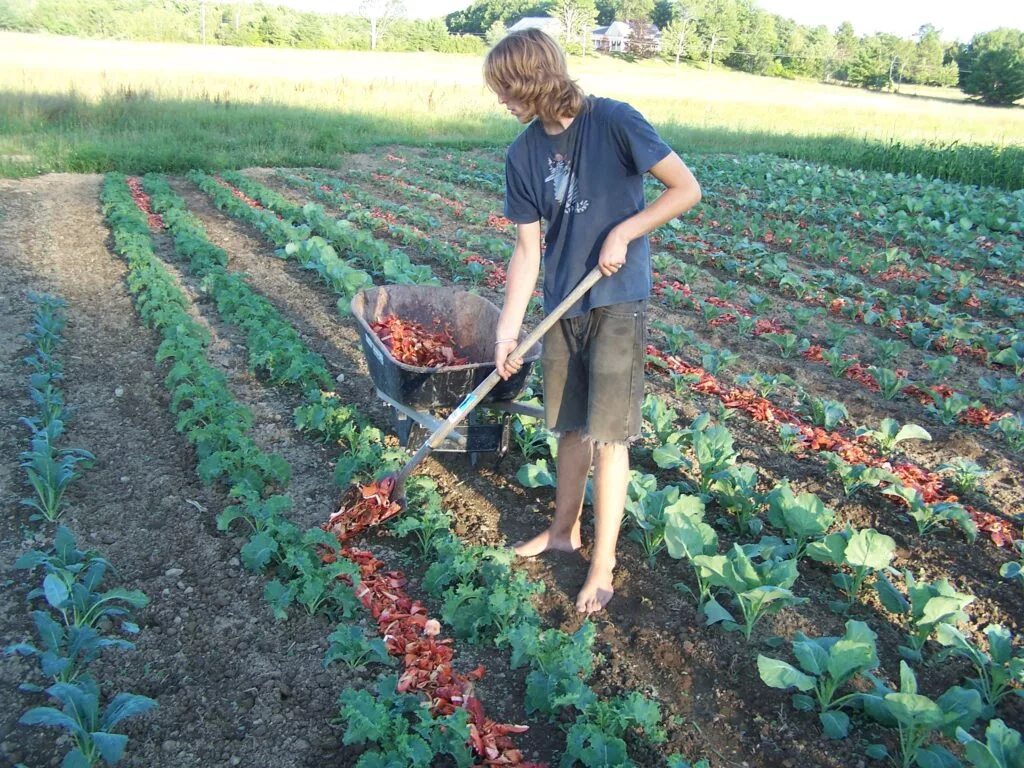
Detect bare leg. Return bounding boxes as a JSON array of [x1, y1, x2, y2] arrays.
[[513, 431, 592, 557], [576, 441, 627, 613]]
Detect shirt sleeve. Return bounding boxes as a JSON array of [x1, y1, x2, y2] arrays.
[[504, 153, 541, 224], [610, 102, 673, 176]]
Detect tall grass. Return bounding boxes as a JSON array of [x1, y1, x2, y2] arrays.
[[2, 33, 1022, 188]]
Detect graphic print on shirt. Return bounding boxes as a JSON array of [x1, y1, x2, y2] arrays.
[[545, 152, 590, 214]]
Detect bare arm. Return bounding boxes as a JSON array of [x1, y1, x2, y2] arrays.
[[494, 220, 542, 379], [597, 152, 701, 275]]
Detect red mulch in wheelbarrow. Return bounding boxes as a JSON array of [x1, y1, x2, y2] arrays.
[[370, 314, 469, 368]]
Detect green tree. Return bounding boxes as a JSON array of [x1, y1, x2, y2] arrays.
[[445, 0, 553, 35], [485, 19, 507, 46], [727, 4, 776, 75], [661, 12, 700, 64], [906, 23, 946, 85], [617, 0, 654, 23], [549, 0, 598, 55], [595, 0, 617, 25], [959, 28, 1024, 105], [831, 20, 858, 81], [694, 0, 740, 68], [652, 0, 675, 29], [848, 32, 906, 90]]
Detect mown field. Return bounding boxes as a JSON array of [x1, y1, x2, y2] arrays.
[[1, 142, 1022, 766], [1, 32, 1024, 187]]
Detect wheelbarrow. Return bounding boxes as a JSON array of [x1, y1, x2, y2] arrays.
[[351, 284, 546, 462]]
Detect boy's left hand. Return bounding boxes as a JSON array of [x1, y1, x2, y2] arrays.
[[598, 229, 628, 277]]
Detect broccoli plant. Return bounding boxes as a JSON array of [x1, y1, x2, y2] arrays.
[[1000, 540, 1024, 589], [882, 483, 977, 540], [935, 624, 1024, 714], [709, 464, 762, 535], [694, 543, 806, 640], [664, 495, 718, 606], [856, 418, 931, 458], [757, 620, 880, 739], [937, 458, 991, 496], [875, 571, 975, 662], [956, 718, 1024, 768], [764, 482, 835, 558], [807, 526, 896, 613], [858, 661, 982, 768]]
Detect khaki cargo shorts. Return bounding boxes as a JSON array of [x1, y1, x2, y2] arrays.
[[541, 300, 647, 445]]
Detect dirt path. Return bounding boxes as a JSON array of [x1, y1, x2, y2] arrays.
[[0, 175, 363, 768]]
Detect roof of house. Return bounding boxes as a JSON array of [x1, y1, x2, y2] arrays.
[[507, 17, 561, 33]]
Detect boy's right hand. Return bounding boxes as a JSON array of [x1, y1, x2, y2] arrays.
[[495, 339, 522, 380]]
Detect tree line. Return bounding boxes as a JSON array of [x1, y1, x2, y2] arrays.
[[1, 0, 1020, 105], [450, 0, 1024, 105]]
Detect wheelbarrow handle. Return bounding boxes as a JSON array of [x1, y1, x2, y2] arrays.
[[392, 266, 604, 490]]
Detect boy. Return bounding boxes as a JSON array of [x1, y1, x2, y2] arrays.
[[485, 29, 701, 614]]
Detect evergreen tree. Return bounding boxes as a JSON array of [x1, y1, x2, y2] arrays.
[[959, 28, 1024, 105]]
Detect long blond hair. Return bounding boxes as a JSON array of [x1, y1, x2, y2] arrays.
[[483, 29, 585, 124]]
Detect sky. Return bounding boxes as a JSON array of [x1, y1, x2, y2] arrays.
[[285, 0, 1023, 41]]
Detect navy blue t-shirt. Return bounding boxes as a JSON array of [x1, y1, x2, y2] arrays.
[[503, 96, 672, 317]]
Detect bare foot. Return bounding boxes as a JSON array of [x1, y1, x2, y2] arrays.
[[512, 527, 582, 558], [576, 562, 615, 614]]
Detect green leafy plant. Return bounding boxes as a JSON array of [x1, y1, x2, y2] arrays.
[[875, 571, 975, 662], [709, 465, 762, 534], [764, 482, 836, 557], [858, 661, 982, 768], [870, 367, 911, 400], [1000, 540, 1024, 588], [823, 452, 897, 498], [561, 693, 666, 768], [17, 528, 148, 631], [335, 676, 472, 767], [823, 346, 856, 378], [664, 495, 718, 606], [956, 718, 1024, 768], [5, 611, 134, 686], [20, 679, 156, 766], [807, 526, 897, 613], [937, 458, 991, 495], [925, 355, 958, 381], [694, 543, 806, 640], [517, 458, 556, 488], [799, 392, 848, 430], [857, 418, 931, 458], [765, 332, 811, 359], [505, 621, 598, 717], [926, 389, 971, 425], [882, 483, 977, 540], [323, 623, 395, 670], [758, 620, 880, 739], [625, 485, 699, 568], [977, 376, 1022, 408], [19, 422, 95, 522], [935, 624, 1024, 714]]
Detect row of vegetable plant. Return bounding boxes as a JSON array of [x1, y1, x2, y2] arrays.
[[124, 172, 698, 766], [7, 292, 156, 767]]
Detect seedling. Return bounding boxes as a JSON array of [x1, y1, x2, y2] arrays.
[[874, 570, 975, 662], [936, 624, 1024, 713], [758, 620, 880, 738], [20, 678, 156, 766], [937, 458, 991, 495], [856, 418, 931, 458], [694, 543, 806, 640], [807, 526, 896, 613]]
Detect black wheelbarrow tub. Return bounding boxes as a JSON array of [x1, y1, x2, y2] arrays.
[[351, 285, 542, 410]]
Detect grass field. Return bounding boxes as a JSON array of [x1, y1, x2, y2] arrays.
[[2, 32, 1024, 187]]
